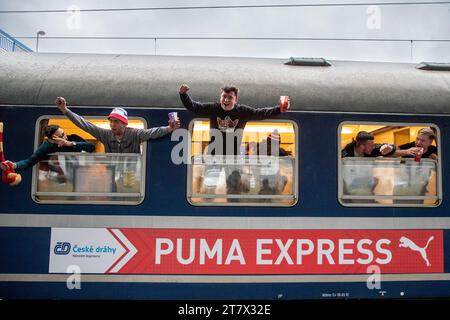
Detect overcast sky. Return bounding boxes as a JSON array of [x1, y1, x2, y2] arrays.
[[1, 0, 449, 62]]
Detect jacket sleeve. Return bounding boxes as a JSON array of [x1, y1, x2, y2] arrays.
[[14, 143, 52, 171], [66, 110, 108, 141], [73, 141, 95, 152], [385, 143, 396, 156], [68, 134, 95, 152], [341, 149, 349, 158], [372, 143, 396, 157], [180, 93, 215, 116], [243, 105, 281, 120], [136, 126, 170, 142]]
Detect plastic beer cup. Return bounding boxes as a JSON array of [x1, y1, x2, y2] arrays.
[[168, 112, 178, 121], [280, 96, 289, 112], [414, 147, 424, 162]]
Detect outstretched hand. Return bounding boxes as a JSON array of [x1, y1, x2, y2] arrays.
[[0, 160, 16, 171], [379, 144, 394, 156], [55, 97, 68, 114], [168, 119, 181, 132], [407, 147, 423, 157], [179, 84, 190, 94]]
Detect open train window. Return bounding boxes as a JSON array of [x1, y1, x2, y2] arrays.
[[338, 122, 442, 207], [187, 119, 298, 206], [31, 116, 147, 205]]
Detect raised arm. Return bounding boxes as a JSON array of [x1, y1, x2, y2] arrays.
[[55, 97, 108, 140], [136, 126, 169, 142], [179, 84, 214, 116], [244, 96, 290, 120], [136, 115, 181, 142], [247, 105, 281, 120]]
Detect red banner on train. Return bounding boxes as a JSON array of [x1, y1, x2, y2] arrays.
[[49, 228, 444, 274]]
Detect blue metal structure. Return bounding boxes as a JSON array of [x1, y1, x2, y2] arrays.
[[0, 29, 33, 52]]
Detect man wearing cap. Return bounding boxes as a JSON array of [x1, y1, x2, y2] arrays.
[[55, 97, 180, 153]]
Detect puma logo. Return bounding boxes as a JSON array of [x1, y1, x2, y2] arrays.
[[217, 116, 239, 133], [399, 236, 434, 266]]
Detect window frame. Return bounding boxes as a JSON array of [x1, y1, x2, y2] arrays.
[[337, 121, 442, 207], [31, 114, 148, 205], [186, 118, 299, 207]]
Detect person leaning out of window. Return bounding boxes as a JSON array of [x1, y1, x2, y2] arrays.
[[0, 124, 95, 172], [394, 128, 438, 160], [342, 131, 396, 158]]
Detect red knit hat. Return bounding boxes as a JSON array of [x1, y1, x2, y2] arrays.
[[108, 107, 128, 125]]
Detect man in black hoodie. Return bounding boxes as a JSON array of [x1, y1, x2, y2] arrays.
[[179, 84, 289, 155]]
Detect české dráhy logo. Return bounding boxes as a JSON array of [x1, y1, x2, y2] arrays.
[[54, 242, 71, 255]]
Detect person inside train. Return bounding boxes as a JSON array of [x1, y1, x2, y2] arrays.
[[258, 178, 277, 196], [245, 141, 258, 156], [393, 127, 438, 204], [257, 130, 289, 157], [179, 84, 289, 155], [394, 127, 438, 160], [258, 176, 288, 202], [341, 131, 396, 158], [226, 170, 250, 203], [341, 131, 395, 203], [55, 97, 180, 153], [0, 124, 95, 182]]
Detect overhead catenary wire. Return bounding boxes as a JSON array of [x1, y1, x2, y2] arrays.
[[1, 1, 450, 13], [12, 36, 450, 42]]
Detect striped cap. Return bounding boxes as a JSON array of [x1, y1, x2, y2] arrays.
[[108, 107, 128, 125]]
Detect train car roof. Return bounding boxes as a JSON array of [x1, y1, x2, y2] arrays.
[[0, 52, 449, 114]]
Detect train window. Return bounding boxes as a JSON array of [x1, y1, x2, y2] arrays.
[[338, 123, 442, 207], [31, 116, 147, 205], [187, 119, 298, 206]]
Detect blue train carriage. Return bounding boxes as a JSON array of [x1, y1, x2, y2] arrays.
[[0, 52, 449, 300]]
